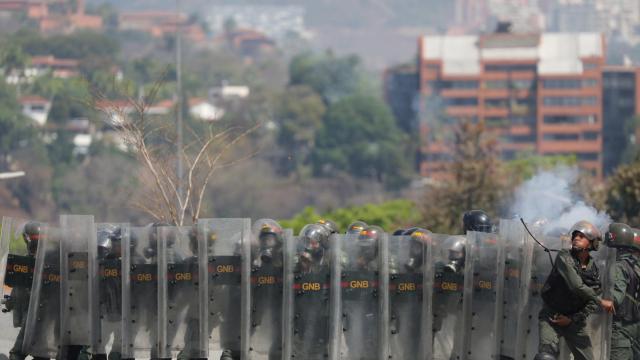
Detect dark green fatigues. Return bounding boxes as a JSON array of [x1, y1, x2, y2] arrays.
[[609, 252, 640, 360], [538, 249, 601, 360]]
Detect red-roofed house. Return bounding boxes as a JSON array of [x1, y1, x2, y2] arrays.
[[19, 95, 51, 126], [27, 55, 79, 78]]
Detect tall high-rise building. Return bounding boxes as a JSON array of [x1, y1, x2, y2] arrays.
[[417, 31, 606, 179]]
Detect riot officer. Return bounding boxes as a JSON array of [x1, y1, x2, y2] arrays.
[[603, 223, 640, 360], [250, 219, 285, 360], [342, 225, 382, 360], [534, 221, 614, 360], [388, 228, 430, 357], [4, 221, 47, 360], [93, 225, 123, 360], [291, 223, 333, 359]]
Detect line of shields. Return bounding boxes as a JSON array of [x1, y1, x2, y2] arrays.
[[0, 216, 617, 360]]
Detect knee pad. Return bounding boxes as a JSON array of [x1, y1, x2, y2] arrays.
[[534, 353, 557, 360]]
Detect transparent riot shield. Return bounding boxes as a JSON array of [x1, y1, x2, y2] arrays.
[[121, 226, 158, 359], [498, 219, 533, 360], [591, 246, 616, 360], [22, 224, 60, 359], [95, 223, 128, 360], [514, 228, 571, 359], [196, 218, 250, 359], [59, 215, 98, 357], [0, 218, 39, 358], [456, 230, 505, 360], [248, 224, 289, 360], [282, 232, 336, 359], [387, 234, 424, 359], [157, 226, 206, 359], [334, 231, 389, 360], [432, 235, 465, 359]]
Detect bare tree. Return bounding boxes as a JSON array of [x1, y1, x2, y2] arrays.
[[91, 78, 259, 226]]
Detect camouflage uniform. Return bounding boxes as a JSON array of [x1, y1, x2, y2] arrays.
[[537, 249, 601, 360]]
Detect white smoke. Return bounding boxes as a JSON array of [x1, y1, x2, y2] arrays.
[[511, 166, 611, 235]]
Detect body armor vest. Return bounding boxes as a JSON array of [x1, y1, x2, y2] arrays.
[[615, 256, 640, 322], [541, 253, 600, 315]]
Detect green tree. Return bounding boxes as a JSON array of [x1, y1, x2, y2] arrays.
[[0, 80, 34, 170], [280, 199, 422, 234], [276, 85, 326, 176], [0, 42, 28, 77], [421, 119, 511, 233], [604, 162, 640, 224], [312, 94, 412, 189], [289, 52, 370, 104]]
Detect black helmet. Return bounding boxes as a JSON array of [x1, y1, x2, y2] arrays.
[[392, 229, 405, 236], [23, 221, 42, 256], [300, 223, 330, 262], [347, 221, 367, 235], [253, 219, 284, 263], [462, 210, 493, 233], [145, 222, 170, 259], [405, 228, 430, 271], [316, 219, 339, 235], [357, 226, 382, 262]]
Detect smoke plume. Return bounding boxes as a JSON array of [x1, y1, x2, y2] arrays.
[[510, 166, 611, 234]]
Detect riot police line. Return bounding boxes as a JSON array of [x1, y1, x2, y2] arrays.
[[0, 213, 630, 360]]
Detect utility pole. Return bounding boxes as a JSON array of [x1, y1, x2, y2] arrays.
[[175, 0, 184, 203]]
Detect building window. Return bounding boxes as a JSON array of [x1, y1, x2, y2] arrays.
[[485, 80, 508, 89], [583, 62, 599, 70], [577, 153, 599, 161], [543, 115, 597, 124], [508, 134, 536, 143], [30, 105, 45, 112], [543, 133, 580, 141], [543, 79, 581, 89], [485, 64, 537, 72], [583, 131, 599, 140], [445, 97, 478, 107], [485, 79, 534, 89], [543, 96, 597, 106], [485, 99, 508, 108], [441, 80, 479, 89]]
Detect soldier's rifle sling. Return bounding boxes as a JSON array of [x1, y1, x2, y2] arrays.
[[520, 218, 559, 268]]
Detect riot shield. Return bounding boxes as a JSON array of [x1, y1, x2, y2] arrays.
[[0, 218, 39, 358], [282, 232, 336, 359], [591, 246, 616, 360], [121, 226, 158, 359], [95, 223, 128, 360], [59, 215, 98, 357], [22, 224, 60, 359], [431, 235, 465, 359], [248, 223, 289, 360], [196, 218, 251, 359], [498, 219, 533, 360], [456, 230, 505, 360], [335, 231, 389, 360], [157, 225, 206, 359], [387, 234, 424, 359]]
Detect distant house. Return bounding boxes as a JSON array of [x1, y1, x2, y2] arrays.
[[0, 0, 102, 33], [19, 95, 51, 126], [209, 84, 250, 100], [189, 98, 224, 121], [118, 11, 206, 44], [27, 55, 80, 78], [215, 28, 277, 59], [65, 118, 93, 156], [95, 99, 135, 126]]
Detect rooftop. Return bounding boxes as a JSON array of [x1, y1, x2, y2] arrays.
[[421, 32, 604, 75]]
